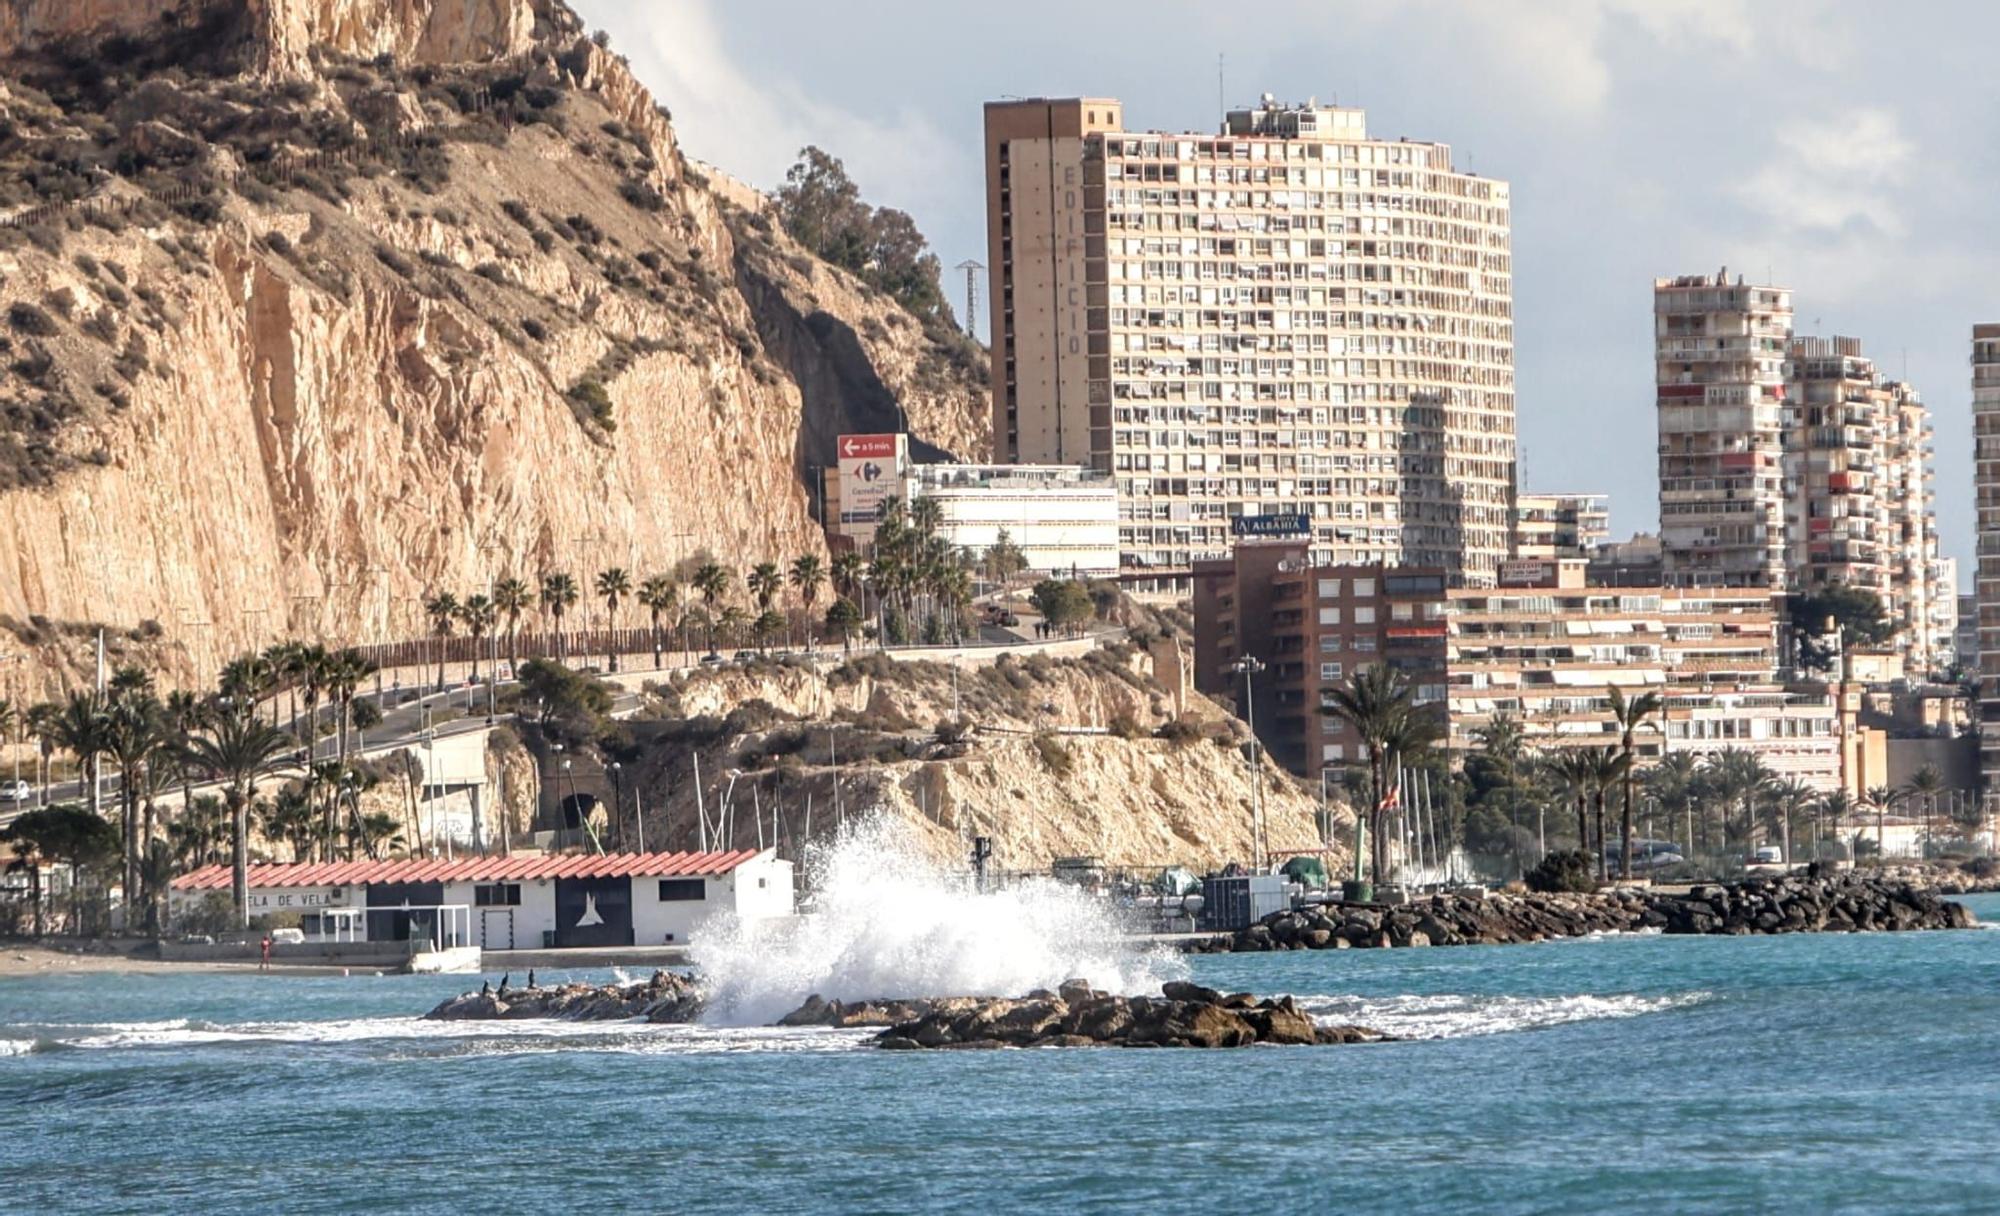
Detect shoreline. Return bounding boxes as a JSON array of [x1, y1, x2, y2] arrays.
[[0, 943, 368, 978]]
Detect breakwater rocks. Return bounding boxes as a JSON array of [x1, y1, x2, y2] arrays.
[[831, 980, 1387, 1050], [425, 971, 703, 1023], [1188, 873, 1976, 955]]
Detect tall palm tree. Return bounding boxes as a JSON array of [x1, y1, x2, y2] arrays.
[[1865, 784, 1899, 862], [789, 555, 826, 647], [324, 649, 376, 776], [718, 605, 750, 650], [1320, 664, 1437, 883], [1699, 749, 1772, 852], [181, 712, 295, 924], [49, 691, 111, 820], [291, 642, 331, 752], [1769, 778, 1817, 866], [1583, 746, 1631, 881], [1607, 687, 1662, 878], [692, 562, 729, 653], [458, 594, 497, 682], [540, 572, 579, 663], [492, 576, 532, 674], [163, 689, 209, 835], [102, 692, 164, 912], [26, 701, 58, 806], [1639, 751, 1699, 855], [1815, 789, 1854, 863], [0, 697, 15, 800], [218, 652, 275, 722], [637, 575, 678, 668], [830, 551, 864, 607], [747, 562, 783, 614], [1545, 748, 1600, 858], [1902, 765, 1947, 859], [595, 567, 632, 672], [422, 592, 459, 690]]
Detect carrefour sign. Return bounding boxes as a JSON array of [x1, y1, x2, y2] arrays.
[[1231, 513, 1310, 538]]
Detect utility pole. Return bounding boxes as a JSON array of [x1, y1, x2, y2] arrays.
[[954, 260, 983, 339], [1230, 656, 1267, 870]]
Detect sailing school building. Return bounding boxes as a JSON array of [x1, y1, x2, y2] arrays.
[[169, 850, 794, 950]]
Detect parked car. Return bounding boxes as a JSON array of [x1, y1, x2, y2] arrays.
[[0, 779, 29, 803], [700, 653, 725, 667], [732, 650, 757, 663], [1752, 845, 1785, 866]]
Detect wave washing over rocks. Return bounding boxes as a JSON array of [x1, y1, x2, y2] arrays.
[[1189, 870, 1977, 954]]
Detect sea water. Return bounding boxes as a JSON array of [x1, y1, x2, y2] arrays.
[[3, 872, 1997, 1212]]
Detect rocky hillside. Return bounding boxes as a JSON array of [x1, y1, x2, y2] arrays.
[[621, 644, 1349, 874], [0, 0, 988, 691]]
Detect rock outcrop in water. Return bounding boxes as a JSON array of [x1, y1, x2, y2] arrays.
[[425, 970, 702, 1023], [1188, 871, 1976, 954], [861, 981, 1389, 1051]]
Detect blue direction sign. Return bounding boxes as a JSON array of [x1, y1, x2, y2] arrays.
[[1230, 513, 1311, 538]]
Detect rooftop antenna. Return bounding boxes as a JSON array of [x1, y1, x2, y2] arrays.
[[1217, 53, 1225, 130], [954, 259, 983, 339]]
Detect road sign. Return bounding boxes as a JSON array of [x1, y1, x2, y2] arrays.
[[836, 433, 908, 540]]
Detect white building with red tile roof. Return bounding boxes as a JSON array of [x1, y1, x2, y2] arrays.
[[170, 850, 793, 950]]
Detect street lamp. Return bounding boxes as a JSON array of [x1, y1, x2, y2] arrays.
[[1230, 655, 1268, 871], [607, 761, 624, 850]]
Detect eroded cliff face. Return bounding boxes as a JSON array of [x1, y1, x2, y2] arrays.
[[0, 2, 985, 691]]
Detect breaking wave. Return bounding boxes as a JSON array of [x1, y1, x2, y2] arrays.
[[693, 816, 1184, 1025], [1294, 990, 1710, 1039]]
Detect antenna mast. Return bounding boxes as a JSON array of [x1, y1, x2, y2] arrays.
[[954, 260, 983, 339]]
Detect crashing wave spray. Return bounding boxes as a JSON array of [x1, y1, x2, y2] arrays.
[[693, 816, 1185, 1026]]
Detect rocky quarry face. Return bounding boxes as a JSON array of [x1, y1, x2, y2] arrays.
[[0, 0, 987, 690]]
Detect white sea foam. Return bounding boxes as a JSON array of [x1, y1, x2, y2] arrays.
[[1295, 990, 1709, 1039], [693, 816, 1184, 1026]]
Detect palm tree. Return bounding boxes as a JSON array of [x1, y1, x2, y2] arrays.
[[492, 576, 532, 674], [1903, 765, 1947, 859], [718, 605, 750, 650], [324, 649, 376, 778], [1545, 748, 1599, 858], [1769, 778, 1817, 866], [102, 692, 164, 913], [1583, 746, 1631, 881], [1815, 789, 1854, 863], [595, 568, 632, 671], [423, 592, 459, 690], [637, 575, 678, 668], [180, 712, 294, 924], [1607, 688, 1662, 878], [825, 598, 862, 651], [162, 689, 208, 829], [49, 691, 111, 820], [1639, 751, 1699, 855], [218, 652, 275, 721], [747, 562, 783, 614], [291, 642, 331, 751], [692, 562, 730, 653], [789, 555, 825, 647], [1699, 749, 1772, 853], [909, 494, 942, 541], [540, 572, 579, 663], [458, 594, 497, 682], [830, 551, 865, 607], [26, 701, 58, 806], [1320, 664, 1438, 883], [1866, 784, 1899, 862], [752, 609, 786, 652]]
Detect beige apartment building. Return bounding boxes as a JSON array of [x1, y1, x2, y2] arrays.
[[1512, 493, 1609, 559], [1974, 324, 2000, 792], [1654, 270, 1794, 590], [1786, 336, 1946, 673], [985, 95, 1515, 591]]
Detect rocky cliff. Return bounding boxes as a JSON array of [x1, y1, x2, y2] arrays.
[[622, 645, 1349, 874], [0, 0, 988, 692]]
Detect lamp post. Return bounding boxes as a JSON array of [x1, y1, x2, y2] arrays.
[[1230, 655, 1267, 872], [607, 761, 624, 851]]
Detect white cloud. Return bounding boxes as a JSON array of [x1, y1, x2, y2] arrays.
[[581, 0, 966, 220], [1737, 108, 1913, 238]]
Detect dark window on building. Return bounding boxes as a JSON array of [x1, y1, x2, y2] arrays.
[[659, 879, 706, 902], [1385, 575, 1444, 595], [474, 883, 521, 907]]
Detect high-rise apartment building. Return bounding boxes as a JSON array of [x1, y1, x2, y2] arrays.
[[985, 95, 1515, 591], [1512, 492, 1609, 560], [1654, 271, 1793, 590], [1786, 336, 1943, 671], [1972, 324, 2000, 792]]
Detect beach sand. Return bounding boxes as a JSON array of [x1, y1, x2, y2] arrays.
[[0, 943, 327, 977]]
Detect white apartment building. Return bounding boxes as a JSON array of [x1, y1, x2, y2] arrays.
[[1655, 270, 1793, 590], [904, 463, 1119, 578], [985, 95, 1515, 591], [1513, 492, 1610, 559]]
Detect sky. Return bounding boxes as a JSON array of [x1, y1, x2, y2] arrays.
[[574, 0, 2000, 587]]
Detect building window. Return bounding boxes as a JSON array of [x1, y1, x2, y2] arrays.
[[1318, 607, 1342, 625], [659, 879, 707, 902], [1392, 602, 1414, 621], [1320, 662, 1343, 682], [1354, 606, 1377, 624], [1322, 743, 1346, 762], [474, 883, 520, 907], [1353, 578, 1376, 597], [1353, 635, 1377, 652], [1317, 578, 1341, 598]]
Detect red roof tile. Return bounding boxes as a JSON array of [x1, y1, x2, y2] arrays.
[[169, 850, 765, 891]]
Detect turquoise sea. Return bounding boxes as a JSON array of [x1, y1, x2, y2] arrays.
[[4, 894, 1999, 1214]]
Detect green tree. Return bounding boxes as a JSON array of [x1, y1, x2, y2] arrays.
[[825, 598, 862, 651], [752, 609, 786, 652], [48, 691, 111, 821], [1607, 687, 1662, 878], [1789, 582, 1895, 672], [1902, 764, 1947, 856], [423, 592, 460, 690], [540, 572, 580, 663], [1320, 665, 1439, 882], [1030, 579, 1094, 637], [3, 804, 118, 934], [180, 711, 296, 924], [692, 562, 730, 653], [984, 529, 1028, 584], [637, 575, 678, 668], [492, 576, 533, 673], [789, 555, 825, 645], [595, 567, 632, 672], [102, 691, 164, 914], [747, 561, 783, 613], [458, 594, 497, 682], [516, 659, 614, 747], [1544, 749, 1599, 856]]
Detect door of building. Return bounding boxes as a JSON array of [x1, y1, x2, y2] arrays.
[[480, 908, 515, 951]]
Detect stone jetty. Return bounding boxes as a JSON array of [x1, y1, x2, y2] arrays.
[[1187, 871, 1976, 955], [425, 970, 704, 1023]]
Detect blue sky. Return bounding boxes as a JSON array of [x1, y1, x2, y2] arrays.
[[575, 0, 2000, 585]]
